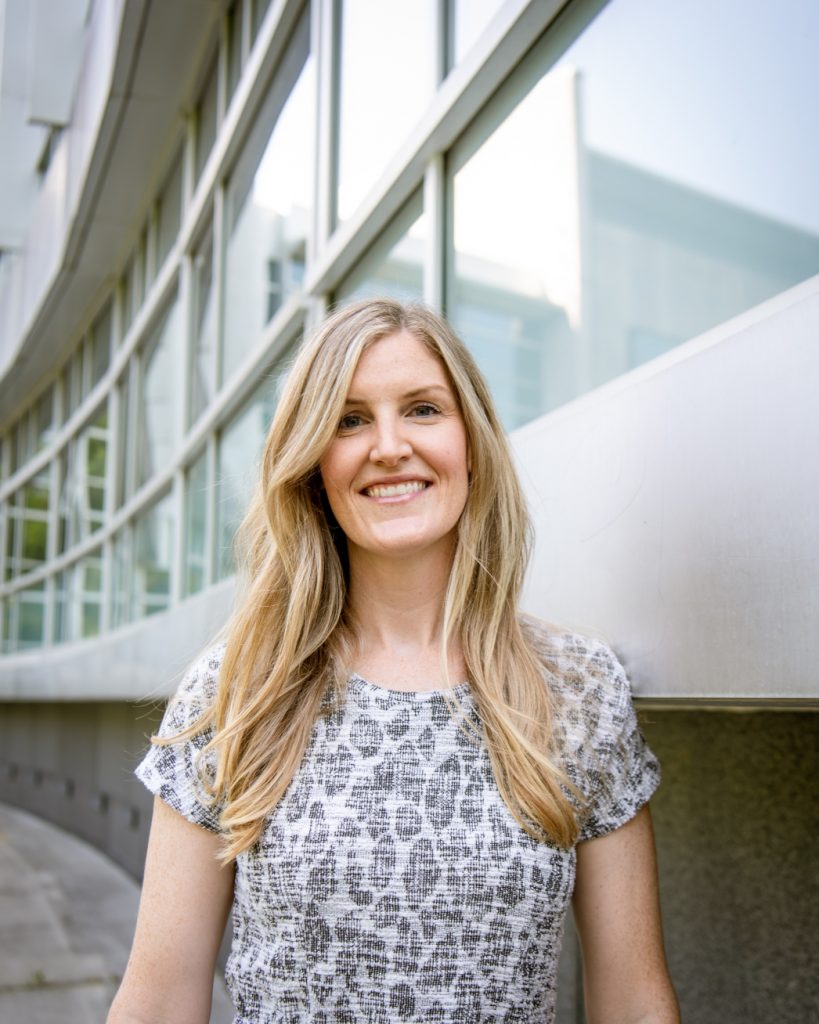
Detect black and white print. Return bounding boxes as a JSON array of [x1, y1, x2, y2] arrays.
[[136, 629, 660, 1024]]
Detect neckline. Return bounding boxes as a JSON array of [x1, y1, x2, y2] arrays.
[[347, 672, 471, 700]]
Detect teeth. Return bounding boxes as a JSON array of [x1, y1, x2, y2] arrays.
[[366, 481, 427, 498]]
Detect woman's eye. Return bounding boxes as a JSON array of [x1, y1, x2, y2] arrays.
[[410, 403, 440, 418], [338, 412, 364, 431]]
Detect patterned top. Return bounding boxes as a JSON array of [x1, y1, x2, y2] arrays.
[[136, 628, 660, 1024]]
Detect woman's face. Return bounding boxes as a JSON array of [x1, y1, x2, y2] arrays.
[[319, 329, 470, 568]]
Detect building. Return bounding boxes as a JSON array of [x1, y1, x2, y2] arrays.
[[1, 0, 817, 1020]]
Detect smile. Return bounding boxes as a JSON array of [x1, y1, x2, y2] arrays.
[[364, 481, 429, 498]]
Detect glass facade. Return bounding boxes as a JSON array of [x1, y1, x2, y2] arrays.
[[1, 0, 817, 653]]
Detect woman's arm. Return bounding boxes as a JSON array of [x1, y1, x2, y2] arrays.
[[107, 796, 235, 1024], [573, 804, 680, 1024]]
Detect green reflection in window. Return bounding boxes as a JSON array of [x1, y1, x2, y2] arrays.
[[111, 528, 132, 628]]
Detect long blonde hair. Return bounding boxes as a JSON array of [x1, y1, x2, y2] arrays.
[[169, 299, 580, 860]]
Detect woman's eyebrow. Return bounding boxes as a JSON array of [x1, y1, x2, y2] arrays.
[[343, 384, 452, 406]]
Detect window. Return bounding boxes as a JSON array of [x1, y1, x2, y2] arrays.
[[336, 0, 437, 223], [222, 9, 314, 381], [448, 0, 819, 429], [335, 191, 425, 304], [184, 451, 209, 596], [189, 226, 218, 426], [136, 296, 182, 488], [134, 491, 175, 619], [216, 364, 289, 578]]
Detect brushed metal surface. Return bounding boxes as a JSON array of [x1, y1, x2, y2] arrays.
[[514, 277, 819, 703]]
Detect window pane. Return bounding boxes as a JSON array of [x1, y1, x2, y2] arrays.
[[184, 451, 209, 596], [196, 56, 218, 182], [222, 10, 313, 380], [137, 296, 182, 488], [111, 528, 132, 628], [77, 552, 104, 639], [216, 365, 288, 578], [251, 0, 272, 39], [157, 149, 184, 270], [448, 0, 505, 67], [190, 226, 218, 426], [53, 569, 67, 643], [226, 0, 244, 102], [35, 385, 55, 451], [337, 0, 437, 223], [448, 0, 819, 430], [8, 582, 46, 652], [21, 472, 50, 571], [336, 192, 425, 304], [60, 406, 108, 548], [134, 490, 174, 619], [91, 302, 113, 387]]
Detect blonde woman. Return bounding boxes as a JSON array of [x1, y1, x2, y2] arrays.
[[109, 300, 679, 1024]]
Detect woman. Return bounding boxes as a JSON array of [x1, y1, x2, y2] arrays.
[[109, 299, 679, 1023]]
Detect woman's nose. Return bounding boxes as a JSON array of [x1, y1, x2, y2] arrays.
[[369, 417, 412, 464]]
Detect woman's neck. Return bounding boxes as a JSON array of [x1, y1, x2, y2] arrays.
[[344, 548, 465, 691]]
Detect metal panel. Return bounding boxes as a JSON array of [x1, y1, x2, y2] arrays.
[[514, 276, 819, 705]]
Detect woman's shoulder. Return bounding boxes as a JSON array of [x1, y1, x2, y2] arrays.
[[519, 614, 633, 728], [161, 641, 227, 731]]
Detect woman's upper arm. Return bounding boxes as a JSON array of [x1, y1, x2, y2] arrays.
[[107, 796, 235, 1024], [573, 804, 680, 1024]]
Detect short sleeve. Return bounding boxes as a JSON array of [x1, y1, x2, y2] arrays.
[[135, 644, 226, 833], [542, 631, 661, 843]]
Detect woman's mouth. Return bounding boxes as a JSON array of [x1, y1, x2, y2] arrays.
[[364, 481, 429, 498]]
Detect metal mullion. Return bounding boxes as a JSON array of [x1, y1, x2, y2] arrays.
[[213, 185, 227, 389], [312, 0, 340, 262], [170, 467, 186, 605], [204, 434, 218, 587], [423, 154, 446, 311], [217, 9, 231, 127]]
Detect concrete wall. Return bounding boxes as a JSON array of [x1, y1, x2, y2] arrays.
[[0, 700, 161, 878], [1, 700, 817, 1021]]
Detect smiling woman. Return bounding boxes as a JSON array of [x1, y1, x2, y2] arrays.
[[109, 300, 679, 1024], [319, 330, 470, 569]]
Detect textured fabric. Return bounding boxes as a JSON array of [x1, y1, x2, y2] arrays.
[[136, 629, 660, 1023]]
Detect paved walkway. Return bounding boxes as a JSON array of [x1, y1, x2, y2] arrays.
[[0, 802, 234, 1023]]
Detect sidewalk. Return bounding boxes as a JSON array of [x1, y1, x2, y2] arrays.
[[0, 802, 234, 1023]]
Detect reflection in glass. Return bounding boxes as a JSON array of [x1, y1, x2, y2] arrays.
[[337, 0, 436, 223], [111, 528, 132, 628], [216, 367, 287, 578], [59, 406, 108, 549], [12, 582, 46, 651], [190, 227, 218, 426], [222, 10, 313, 381], [76, 552, 103, 638], [53, 569, 67, 643], [137, 296, 181, 488], [449, 0, 819, 429], [184, 451, 209, 596], [336, 192, 425, 304], [5, 471, 51, 580], [134, 490, 174, 619]]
